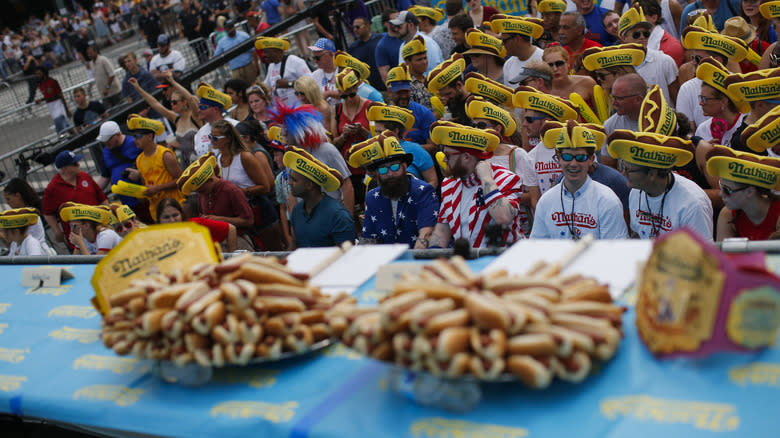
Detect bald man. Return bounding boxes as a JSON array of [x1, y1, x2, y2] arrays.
[[600, 73, 646, 168]]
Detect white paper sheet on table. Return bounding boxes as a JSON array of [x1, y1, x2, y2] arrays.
[[311, 244, 409, 291], [284, 247, 343, 276], [485, 240, 653, 298]]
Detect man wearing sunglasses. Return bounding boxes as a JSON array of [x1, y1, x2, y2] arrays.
[[309, 38, 341, 106], [618, 5, 679, 106], [193, 83, 239, 158], [348, 133, 438, 249], [531, 121, 627, 240]]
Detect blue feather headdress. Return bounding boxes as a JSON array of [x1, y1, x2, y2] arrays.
[[267, 99, 327, 149]]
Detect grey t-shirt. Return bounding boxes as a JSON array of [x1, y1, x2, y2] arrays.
[[600, 114, 638, 158]]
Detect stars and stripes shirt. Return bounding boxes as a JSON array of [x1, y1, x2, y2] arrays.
[[362, 175, 439, 248], [438, 164, 525, 248]]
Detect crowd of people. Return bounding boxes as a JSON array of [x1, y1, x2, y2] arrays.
[[5, 0, 780, 257]]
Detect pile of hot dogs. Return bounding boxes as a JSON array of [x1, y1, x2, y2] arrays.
[[101, 254, 354, 367], [327, 257, 625, 388]]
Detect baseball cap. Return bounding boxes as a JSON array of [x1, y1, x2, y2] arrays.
[[308, 38, 336, 53], [157, 34, 169, 45], [224, 19, 236, 28], [388, 81, 412, 92], [54, 151, 83, 169], [96, 121, 121, 143], [389, 11, 419, 26], [142, 48, 153, 56], [509, 66, 552, 84]]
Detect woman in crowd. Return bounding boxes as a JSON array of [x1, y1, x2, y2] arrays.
[[467, 0, 498, 30], [3, 178, 47, 245], [236, 120, 277, 175], [587, 64, 636, 115], [246, 83, 273, 124], [128, 72, 201, 168], [110, 203, 145, 238], [332, 69, 371, 205], [157, 197, 237, 252], [695, 64, 746, 148], [741, 0, 777, 44], [59, 203, 121, 255], [225, 78, 251, 121], [294, 76, 332, 134], [542, 45, 596, 109], [0, 208, 52, 256]]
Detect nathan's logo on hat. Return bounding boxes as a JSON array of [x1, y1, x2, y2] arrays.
[[334, 51, 370, 80], [465, 96, 516, 136], [582, 44, 645, 71], [463, 72, 513, 106], [283, 146, 342, 192], [127, 114, 164, 135], [408, 6, 444, 22], [607, 130, 695, 168], [336, 68, 361, 92], [514, 87, 579, 122], [727, 161, 778, 185], [538, 0, 566, 13], [760, 1, 780, 19], [401, 36, 426, 60], [196, 83, 232, 109], [366, 103, 415, 131], [426, 54, 466, 94], [741, 104, 780, 151], [430, 121, 500, 154], [706, 146, 780, 189], [178, 153, 218, 195], [347, 131, 413, 168], [726, 69, 780, 101], [618, 5, 649, 37], [737, 83, 780, 99], [529, 95, 563, 118], [703, 35, 736, 56], [0, 208, 39, 229], [295, 157, 328, 184], [464, 29, 506, 58], [697, 58, 751, 113], [629, 146, 677, 166], [489, 15, 544, 38], [386, 64, 410, 84], [682, 28, 748, 62], [59, 203, 112, 224], [255, 36, 290, 51], [448, 130, 489, 147]]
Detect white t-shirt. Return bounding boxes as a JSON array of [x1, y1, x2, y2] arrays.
[[503, 47, 544, 87], [636, 49, 678, 106], [311, 68, 338, 106], [264, 54, 312, 107], [629, 173, 714, 240], [660, 0, 680, 40], [528, 142, 561, 194], [8, 234, 50, 256], [83, 229, 122, 255], [488, 147, 538, 188], [677, 78, 707, 128], [194, 117, 239, 158], [531, 176, 628, 239], [695, 114, 745, 148], [29, 219, 45, 243], [149, 50, 186, 73]]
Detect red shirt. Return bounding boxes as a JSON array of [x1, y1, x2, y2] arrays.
[[337, 99, 372, 175], [739, 40, 771, 73], [190, 217, 230, 242], [38, 77, 62, 102], [733, 199, 780, 240], [197, 179, 253, 233], [42, 171, 107, 249], [659, 30, 685, 67], [565, 39, 602, 73]]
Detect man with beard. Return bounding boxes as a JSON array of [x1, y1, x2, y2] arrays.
[[386, 64, 436, 150], [428, 121, 526, 248], [426, 54, 470, 125], [348, 132, 438, 248]]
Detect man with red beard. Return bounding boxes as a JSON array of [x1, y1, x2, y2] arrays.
[[348, 132, 438, 249]]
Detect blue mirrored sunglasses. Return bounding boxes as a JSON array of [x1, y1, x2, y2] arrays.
[[557, 153, 589, 162], [377, 163, 402, 175]]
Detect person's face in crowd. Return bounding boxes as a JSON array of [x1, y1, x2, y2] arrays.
[[199, 104, 221, 123], [593, 69, 616, 91], [169, 92, 186, 113], [158, 205, 183, 223], [272, 149, 284, 169], [353, 19, 370, 40], [521, 110, 548, 138], [3, 191, 24, 209], [395, 21, 412, 40], [210, 126, 230, 152], [391, 88, 411, 107], [691, 49, 714, 67], [114, 218, 137, 237], [442, 146, 470, 179], [122, 55, 138, 72], [86, 46, 97, 60], [542, 12, 561, 30], [225, 87, 241, 105], [104, 132, 122, 149], [699, 84, 727, 117], [288, 170, 310, 198], [73, 90, 87, 107], [450, 26, 467, 45], [386, 13, 400, 37], [70, 220, 96, 241], [603, 12, 620, 38], [558, 14, 580, 45], [622, 25, 650, 48], [719, 178, 752, 210], [544, 52, 568, 80], [574, 0, 595, 13], [313, 50, 333, 70], [341, 85, 359, 102], [408, 53, 428, 76], [519, 75, 544, 90], [226, 25, 237, 38], [611, 80, 642, 116], [60, 161, 80, 180], [133, 131, 154, 148], [248, 92, 267, 114], [618, 159, 650, 190], [143, 53, 153, 64], [34, 69, 45, 82], [377, 160, 409, 198], [470, 53, 497, 74], [159, 42, 170, 57], [469, 0, 483, 10], [501, 34, 522, 56], [556, 147, 593, 187], [438, 83, 463, 107], [261, 47, 284, 64]]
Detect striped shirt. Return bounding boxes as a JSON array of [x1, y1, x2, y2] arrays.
[[438, 163, 525, 248]]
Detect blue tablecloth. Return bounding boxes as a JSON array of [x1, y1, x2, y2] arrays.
[[0, 258, 778, 437]]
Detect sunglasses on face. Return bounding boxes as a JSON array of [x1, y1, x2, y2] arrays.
[[341, 92, 357, 99], [618, 160, 645, 174], [555, 152, 589, 162], [376, 163, 402, 175], [209, 134, 227, 141], [547, 60, 566, 68], [524, 115, 547, 124], [692, 54, 708, 65], [313, 54, 324, 61], [612, 94, 639, 102], [595, 71, 614, 81], [473, 121, 491, 129], [631, 30, 651, 39], [698, 94, 721, 103], [353, 24, 363, 29], [719, 181, 750, 196], [115, 221, 134, 232], [132, 132, 148, 139], [170, 99, 180, 104], [199, 104, 211, 110]]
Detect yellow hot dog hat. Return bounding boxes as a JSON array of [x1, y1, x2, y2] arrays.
[[463, 72, 514, 107], [126, 114, 164, 136], [409, 6, 444, 23], [111, 180, 149, 199], [334, 51, 371, 81], [489, 14, 544, 38], [465, 95, 516, 136], [401, 35, 427, 60], [741, 105, 780, 152], [696, 58, 751, 113], [725, 67, 780, 102], [682, 26, 748, 62], [582, 43, 645, 71], [110, 203, 136, 223], [0, 207, 39, 228], [618, 4, 651, 37], [513, 86, 579, 122], [177, 153, 219, 195], [429, 120, 500, 155], [541, 120, 605, 150], [692, 13, 717, 32], [268, 125, 287, 145], [196, 83, 232, 109], [706, 146, 780, 189], [760, 1, 780, 18], [386, 63, 411, 86], [59, 202, 112, 224], [538, 0, 566, 13], [607, 130, 695, 168], [463, 29, 506, 58], [255, 36, 290, 51], [639, 85, 677, 136], [347, 131, 413, 168], [365, 102, 415, 131], [336, 68, 361, 92], [283, 146, 343, 192], [426, 54, 466, 95]]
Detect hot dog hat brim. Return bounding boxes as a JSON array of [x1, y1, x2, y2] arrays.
[[178, 153, 218, 195], [618, 5, 651, 37], [401, 36, 426, 60], [639, 85, 677, 136], [59, 202, 112, 224], [386, 64, 410, 86], [347, 131, 413, 168], [538, 0, 566, 13], [463, 72, 514, 107], [760, 1, 780, 19], [366, 103, 415, 131], [607, 130, 695, 168], [409, 6, 444, 22], [541, 120, 605, 150], [582, 44, 645, 71], [513, 87, 579, 122], [336, 68, 361, 92], [127, 114, 164, 136], [426, 54, 466, 95], [741, 104, 780, 152], [0, 207, 39, 228], [706, 146, 780, 189], [196, 83, 232, 109], [466, 96, 516, 136], [283, 146, 343, 192], [111, 203, 136, 223], [255, 37, 290, 51], [430, 120, 500, 154], [725, 68, 780, 102], [464, 29, 506, 58], [682, 27, 748, 62], [696, 59, 751, 113], [489, 15, 544, 38], [334, 51, 371, 81]]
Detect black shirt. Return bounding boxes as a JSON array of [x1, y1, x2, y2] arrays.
[[138, 12, 162, 42], [348, 34, 385, 91], [73, 101, 106, 127], [179, 8, 201, 40]]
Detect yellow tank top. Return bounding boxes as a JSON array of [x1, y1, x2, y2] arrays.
[[136, 145, 185, 221]]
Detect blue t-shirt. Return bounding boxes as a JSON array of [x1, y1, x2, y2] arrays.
[[397, 0, 413, 10], [591, 161, 630, 211], [375, 33, 403, 69], [214, 30, 253, 69], [584, 6, 616, 46], [362, 175, 438, 248], [400, 140, 433, 179], [121, 68, 159, 103], [349, 33, 385, 91], [101, 135, 141, 206], [261, 0, 282, 25], [358, 82, 385, 103], [291, 195, 355, 247], [680, 0, 741, 35], [407, 101, 435, 145]]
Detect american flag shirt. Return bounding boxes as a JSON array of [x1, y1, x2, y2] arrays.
[[438, 163, 525, 248]]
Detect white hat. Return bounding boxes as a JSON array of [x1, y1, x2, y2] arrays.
[[97, 121, 120, 143]]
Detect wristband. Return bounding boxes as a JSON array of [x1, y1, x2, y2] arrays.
[[483, 189, 502, 206], [691, 136, 703, 148]]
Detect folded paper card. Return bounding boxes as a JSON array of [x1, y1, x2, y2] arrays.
[[22, 266, 73, 287]]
